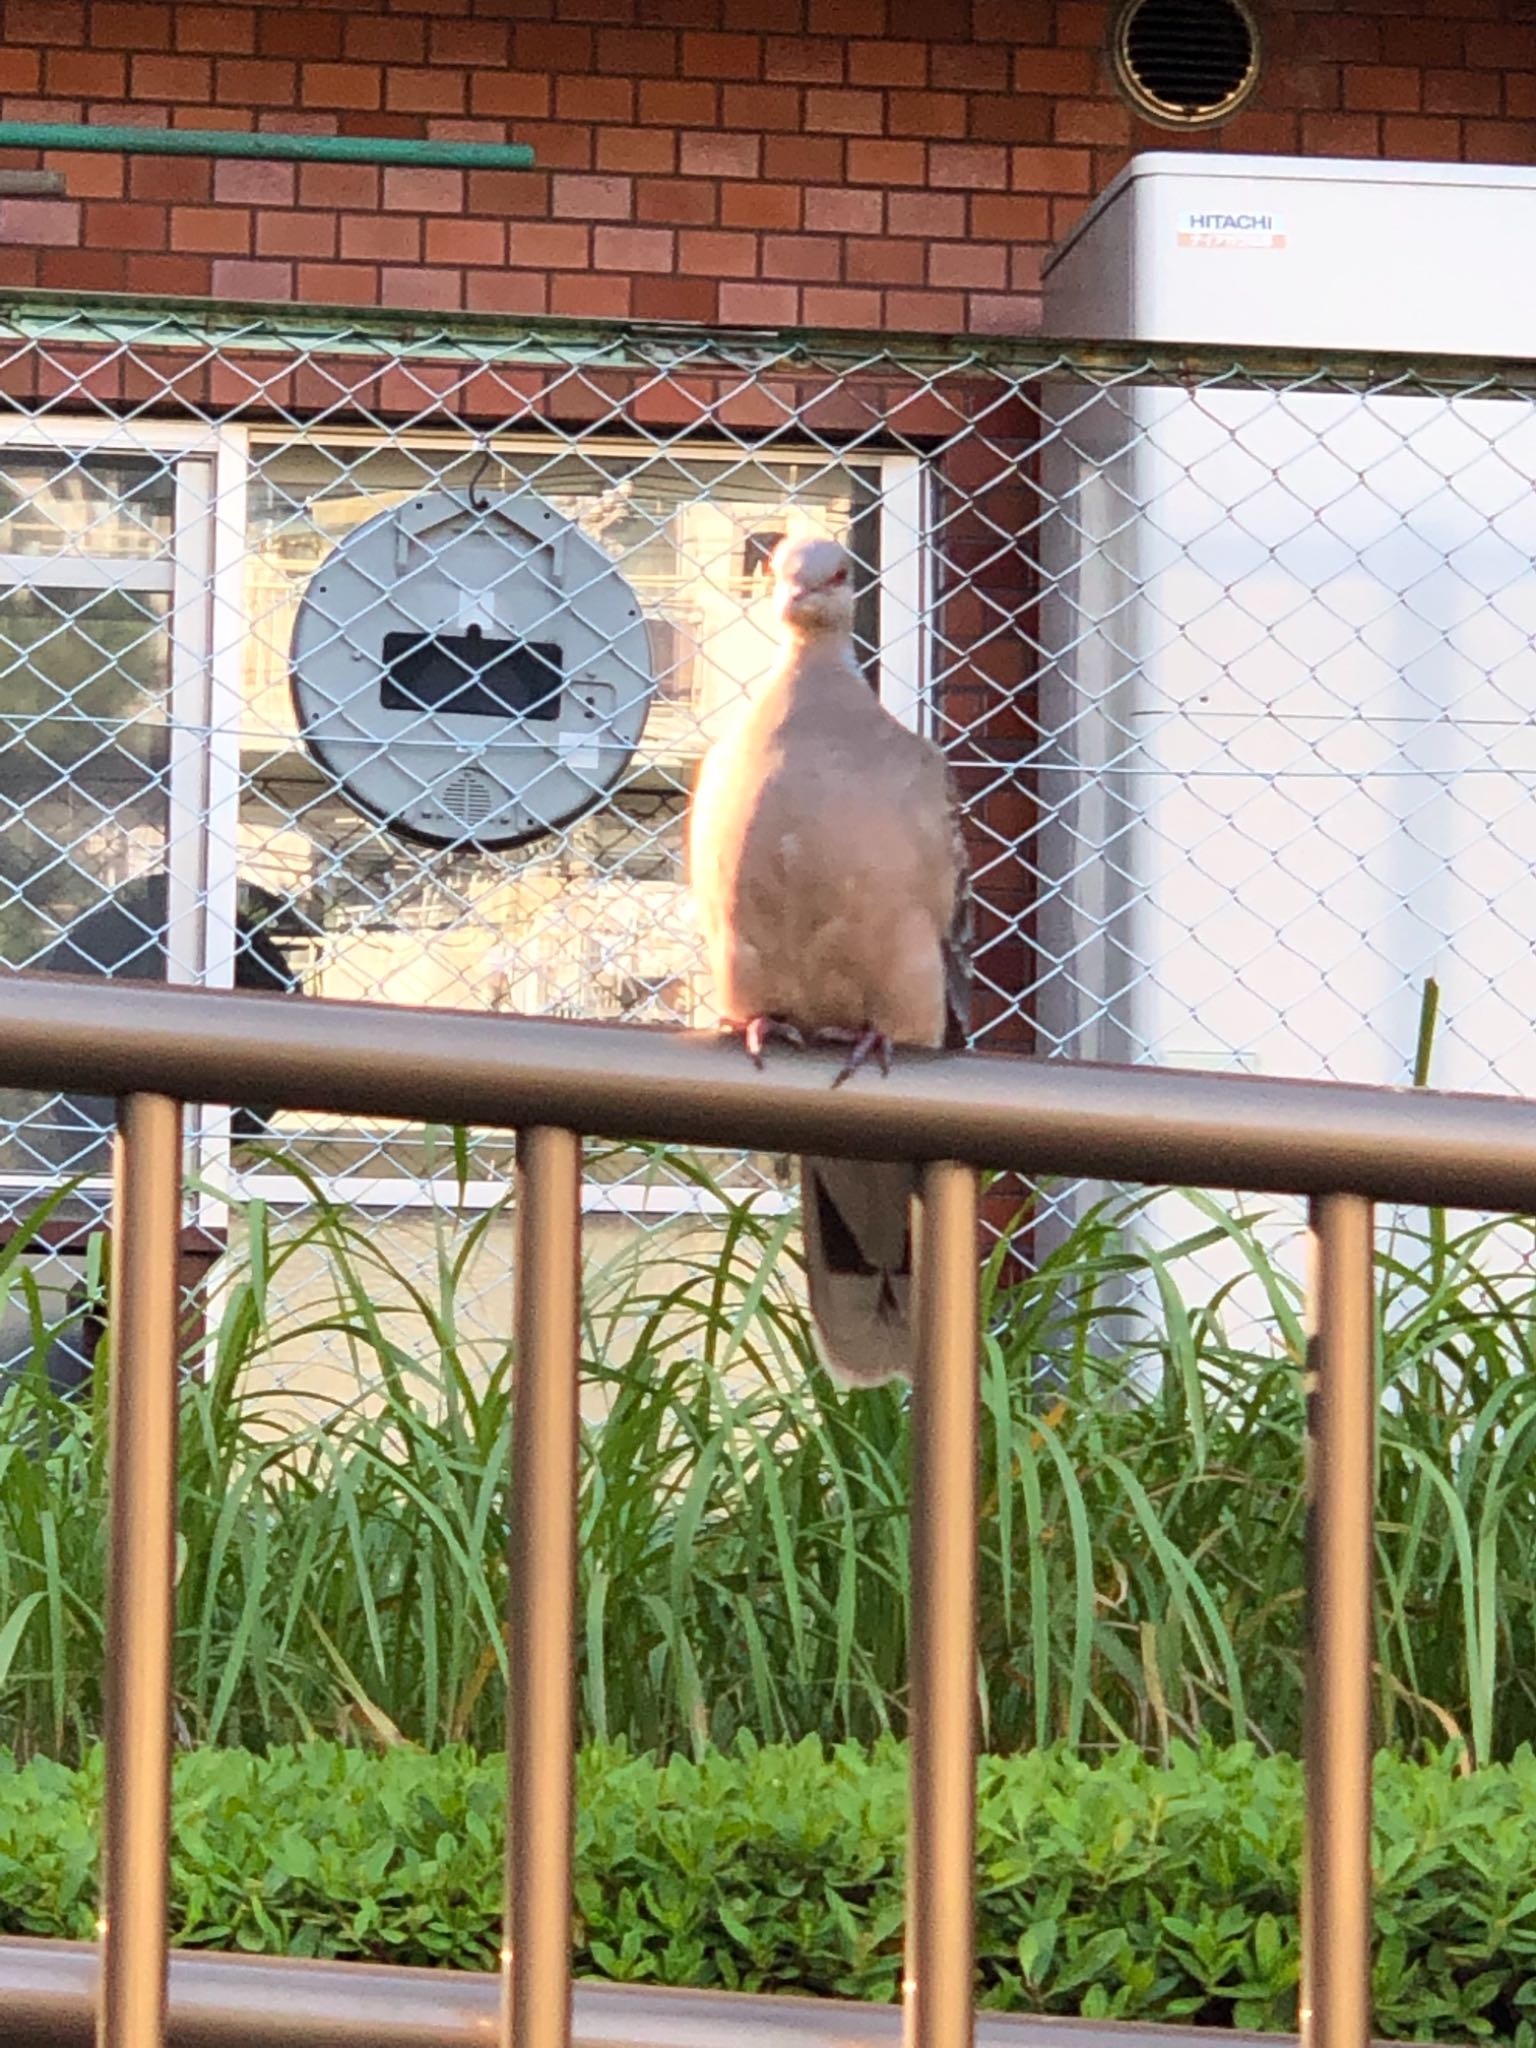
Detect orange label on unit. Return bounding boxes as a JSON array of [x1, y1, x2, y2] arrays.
[[1177, 211, 1287, 250]]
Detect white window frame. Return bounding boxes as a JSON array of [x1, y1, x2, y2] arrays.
[[0, 415, 222, 1218]]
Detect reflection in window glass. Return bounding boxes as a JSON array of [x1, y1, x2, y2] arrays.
[[0, 586, 171, 1191], [238, 440, 881, 1187], [0, 454, 175, 562]]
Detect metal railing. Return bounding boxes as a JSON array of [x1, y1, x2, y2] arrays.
[[14, 294, 1536, 1406], [0, 1937, 1348, 2048], [10, 969, 1536, 2048]]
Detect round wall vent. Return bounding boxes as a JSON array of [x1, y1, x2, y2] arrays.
[[1111, 0, 1261, 128]]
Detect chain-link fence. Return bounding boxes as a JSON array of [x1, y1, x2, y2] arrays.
[[1, 294, 1533, 1398]]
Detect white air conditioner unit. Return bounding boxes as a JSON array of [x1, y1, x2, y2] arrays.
[[1038, 153, 1536, 1103], [1036, 152, 1536, 1326]]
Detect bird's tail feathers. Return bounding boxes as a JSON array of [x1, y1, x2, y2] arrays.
[[799, 1155, 919, 1388]]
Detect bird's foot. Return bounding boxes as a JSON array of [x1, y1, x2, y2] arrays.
[[814, 1026, 894, 1089], [740, 1014, 805, 1069]]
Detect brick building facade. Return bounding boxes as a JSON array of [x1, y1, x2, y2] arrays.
[[1, 0, 1534, 333]]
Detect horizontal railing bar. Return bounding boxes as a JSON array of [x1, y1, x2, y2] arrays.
[[2, 974, 1536, 1210], [0, 1941, 1412, 2048]]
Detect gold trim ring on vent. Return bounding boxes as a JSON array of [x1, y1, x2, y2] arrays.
[[1110, 0, 1261, 130]]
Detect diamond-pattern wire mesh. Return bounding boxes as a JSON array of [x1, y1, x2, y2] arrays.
[[1, 295, 1534, 1401]]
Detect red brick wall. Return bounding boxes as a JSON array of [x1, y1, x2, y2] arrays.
[[1, 0, 1534, 332]]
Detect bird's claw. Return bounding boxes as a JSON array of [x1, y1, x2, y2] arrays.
[[815, 1026, 894, 1089], [741, 1014, 805, 1069]]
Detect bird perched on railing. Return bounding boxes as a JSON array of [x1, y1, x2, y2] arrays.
[[687, 535, 971, 1386]]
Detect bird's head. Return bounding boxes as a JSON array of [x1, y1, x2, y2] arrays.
[[771, 536, 854, 641]]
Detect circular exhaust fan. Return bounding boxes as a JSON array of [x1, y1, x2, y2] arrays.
[[1111, 0, 1262, 128]]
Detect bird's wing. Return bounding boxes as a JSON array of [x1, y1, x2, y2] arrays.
[[941, 762, 973, 1052], [789, 736, 969, 1388]]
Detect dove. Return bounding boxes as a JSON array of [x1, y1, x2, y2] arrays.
[[687, 534, 971, 1386]]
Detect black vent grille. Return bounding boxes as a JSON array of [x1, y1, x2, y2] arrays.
[[1113, 0, 1260, 126]]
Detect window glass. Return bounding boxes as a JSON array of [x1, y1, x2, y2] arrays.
[[0, 584, 172, 1193], [0, 453, 175, 563]]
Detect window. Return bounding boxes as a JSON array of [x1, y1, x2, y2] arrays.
[[0, 434, 214, 1219], [0, 421, 927, 1222]]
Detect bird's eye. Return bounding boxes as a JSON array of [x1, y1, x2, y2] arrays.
[[831, 566, 849, 585]]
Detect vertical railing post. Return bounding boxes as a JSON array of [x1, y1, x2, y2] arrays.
[[101, 1092, 184, 2048], [1302, 1193, 1377, 2048], [904, 1159, 981, 2048], [502, 1126, 582, 2048]]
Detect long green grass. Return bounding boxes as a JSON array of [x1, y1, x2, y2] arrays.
[[3, 1153, 1536, 1768]]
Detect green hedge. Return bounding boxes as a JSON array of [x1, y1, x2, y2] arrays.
[[3, 1738, 1534, 2042]]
